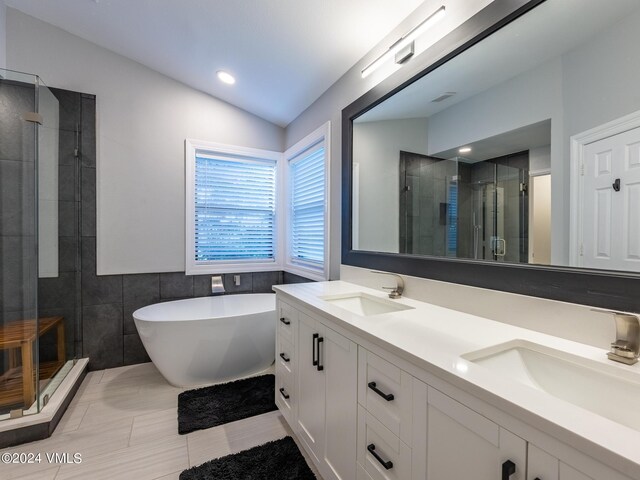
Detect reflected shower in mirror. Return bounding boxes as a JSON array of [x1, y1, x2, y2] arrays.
[[351, 0, 640, 272]]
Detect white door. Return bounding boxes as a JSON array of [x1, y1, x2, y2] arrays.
[[581, 127, 640, 271], [296, 312, 326, 464]]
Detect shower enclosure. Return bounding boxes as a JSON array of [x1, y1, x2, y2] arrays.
[[0, 68, 77, 420], [400, 151, 529, 263]]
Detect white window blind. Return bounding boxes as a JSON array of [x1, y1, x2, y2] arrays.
[[194, 155, 276, 262], [290, 144, 325, 266]]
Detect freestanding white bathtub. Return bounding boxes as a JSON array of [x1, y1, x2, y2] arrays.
[[133, 294, 276, 387]]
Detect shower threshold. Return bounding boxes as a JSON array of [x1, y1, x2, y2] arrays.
[[0, 358, 88, 448]]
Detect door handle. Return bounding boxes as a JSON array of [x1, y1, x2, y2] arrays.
[[312, 333, 318, 366], [613, 178, 621, 191], [279, 352, 290, 363], [279, 317, 290, 325], [502, 460, 516, 480], [317, 336, 324, 371]]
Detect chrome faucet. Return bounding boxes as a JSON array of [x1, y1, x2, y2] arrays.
[[371, 271, 404, 299], [211, 275, 225, 295], [601, 310, 640, 365]]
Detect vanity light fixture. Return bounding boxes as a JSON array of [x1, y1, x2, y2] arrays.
[[459, 147, 472, 154], [361, 6, 446, 78], [217, 70, 236, 85]]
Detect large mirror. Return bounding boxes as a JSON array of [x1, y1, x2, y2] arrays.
[[351, 0, 640, 274]]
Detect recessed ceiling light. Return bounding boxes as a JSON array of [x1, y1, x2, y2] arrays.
[[217, 71, 235, 85], [459, 147, 472, 154]]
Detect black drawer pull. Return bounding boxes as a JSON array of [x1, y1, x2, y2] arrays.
[[279, 352, 290, 363], [317, 336, 324, 371], [502, 460, 516, 480], [368, 382, 394, 401], [367, 444, 393, 470], [279, 387, 290, 399], [279, 317, 290, 325]]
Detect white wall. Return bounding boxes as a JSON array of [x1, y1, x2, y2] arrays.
[[0, 1, 6, 69], [353, 118, 428, 252], [529, 145, 551, 174], [6, 9, 284, 275]]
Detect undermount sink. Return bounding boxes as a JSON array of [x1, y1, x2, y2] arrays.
[[462, 340, 640, 431], [320, 292, 414, 317]]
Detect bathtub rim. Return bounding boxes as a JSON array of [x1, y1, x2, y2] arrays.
[[132, 292, 276, 323]]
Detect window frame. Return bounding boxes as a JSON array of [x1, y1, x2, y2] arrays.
[[284, 122, 331, 281], [185, 139, 284, 275]]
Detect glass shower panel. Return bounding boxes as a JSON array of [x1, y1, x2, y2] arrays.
[[35, 78, 68, 410], [400, 157, 458, 256], [495, 163, 523, 263], [0, 70, 40, 417]]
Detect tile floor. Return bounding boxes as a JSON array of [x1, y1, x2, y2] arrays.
[[1, 363, 320, 480]]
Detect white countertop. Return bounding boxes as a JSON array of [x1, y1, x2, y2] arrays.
[[273, 280, 640, 479]]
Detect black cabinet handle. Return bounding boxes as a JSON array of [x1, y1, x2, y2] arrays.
[[312, 333, 319, 366], [317, 337, 324, 371], [279, 317, 290, 325], [534, 478, 541, 480], [502, 460, 516, 480], [279, 352, 290, 363], [368, 382, 394, 401], [367, 444, 393, 470], [279, 387, 289, 399]]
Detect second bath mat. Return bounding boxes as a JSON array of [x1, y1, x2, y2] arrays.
[[178, 374, 277, 434]]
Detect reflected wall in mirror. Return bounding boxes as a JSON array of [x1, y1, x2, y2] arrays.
[[352, 0, 640, 273]]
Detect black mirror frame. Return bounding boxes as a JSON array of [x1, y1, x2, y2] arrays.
[[341, 0, 640, 313]]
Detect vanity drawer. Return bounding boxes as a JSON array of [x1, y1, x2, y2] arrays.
[[276, 336, 294, 376], [275, 362, 295, 424], [358, 347, 413, 444], [357, 462, 375, 480], [358, 405, 412, 480], [277, 301, 297, 344]]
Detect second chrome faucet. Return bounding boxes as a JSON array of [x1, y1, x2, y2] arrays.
[[371, 271, 404, 299]]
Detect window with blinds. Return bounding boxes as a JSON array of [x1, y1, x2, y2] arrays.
[[194, 155, 277, 262], [289, 144, 326, 267]]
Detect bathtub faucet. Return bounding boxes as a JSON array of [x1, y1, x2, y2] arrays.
[[211, 275, 225, 295]]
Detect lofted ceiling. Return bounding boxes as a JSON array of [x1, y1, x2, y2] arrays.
[[4, 0, 425, 126]]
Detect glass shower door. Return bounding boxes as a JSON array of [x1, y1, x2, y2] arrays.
[[471, 163, 523, 262], [0, 70, 40, 418]]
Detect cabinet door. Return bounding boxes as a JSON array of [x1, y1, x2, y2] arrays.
[[322, 325, 358, 480], [426, 387, 526, 480], [528, 444, 559, 480], [296, 312, 326, 465]]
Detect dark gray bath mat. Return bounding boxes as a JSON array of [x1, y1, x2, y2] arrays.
[[178, 374, 277, 434], [179, 436, 316, 480]]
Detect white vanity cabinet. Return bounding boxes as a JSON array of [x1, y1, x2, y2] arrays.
[[278, 299, 358, 480], [274, 292, 638, 480], [426, 386, 526, 480], [527, 443, 633, 480]]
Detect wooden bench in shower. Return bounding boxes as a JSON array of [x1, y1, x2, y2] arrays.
[[0, 316, 65, 409]]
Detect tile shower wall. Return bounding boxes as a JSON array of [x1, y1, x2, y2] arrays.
[[41, 88, 313, 371]]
